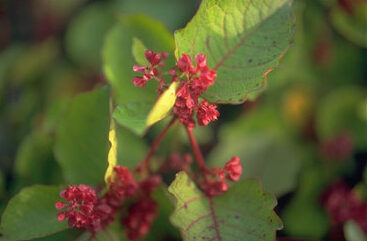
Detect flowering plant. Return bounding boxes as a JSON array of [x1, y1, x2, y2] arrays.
[[1, 0, 366, 241]]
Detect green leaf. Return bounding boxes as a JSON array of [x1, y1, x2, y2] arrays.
[[132, 38, 149, 66], [168, 172, 282, 241], [14, 132, 62, 186], [113, 101, 152, 136], [175, 0, 296, 104], [103, 14, 175, 105], [115, 125, 148, 170], [316, 86, 367, 150], [0, 185, 68, 240], [54, 87, 110, 185], [344, 221, 367, 241], [111, 0, 199, 31], [65, 2, 114, 69], [113, 81, 179, 136]]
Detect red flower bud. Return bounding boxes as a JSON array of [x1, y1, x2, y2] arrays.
[[224, 156, 242, 181]]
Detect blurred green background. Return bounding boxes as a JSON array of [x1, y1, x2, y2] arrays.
[[0, 0, 366, 240]]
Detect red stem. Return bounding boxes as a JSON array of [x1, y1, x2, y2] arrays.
[[185, 127, 209, 174], [136, 117, 177, 173]]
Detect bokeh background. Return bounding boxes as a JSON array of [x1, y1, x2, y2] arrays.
[[0, 0, 366, 240]]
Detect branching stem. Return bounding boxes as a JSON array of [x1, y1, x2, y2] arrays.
[[136, 117, 177, 173], [185, 127, 209, 175]]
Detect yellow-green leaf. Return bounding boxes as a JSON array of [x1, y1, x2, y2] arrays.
[[104, 122, 118, 184], [146, 81, 179, 127]]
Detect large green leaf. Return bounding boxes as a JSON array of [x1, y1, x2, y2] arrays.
[[168, 172, 282, 241], [54, 87, 110, 185], [175, 0, 296, 104], [103, 15, 175, 105], [0, 185, 67, 241]]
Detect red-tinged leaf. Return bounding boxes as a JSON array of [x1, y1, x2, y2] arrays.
[[168, 172, 282, 241]]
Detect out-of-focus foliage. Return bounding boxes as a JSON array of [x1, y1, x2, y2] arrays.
[[0, 0, 366, 240]]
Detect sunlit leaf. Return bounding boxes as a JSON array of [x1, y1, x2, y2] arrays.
[[104, 122, 118, 184], [175, 0, 296, 103], [146, 80, 179, 126]]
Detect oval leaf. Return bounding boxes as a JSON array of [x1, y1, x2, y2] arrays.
[[103, 15, 175, 105], [175, 0, 296, 104], [0, 185, 67, 240], [113, 81, 179, 136], [146, 80, 179, 127], [54, 87, 110, 185], [168, 172, 282, 241]]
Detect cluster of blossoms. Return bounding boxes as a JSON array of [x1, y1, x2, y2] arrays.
[[132, 50, 219, 129], [55, 51, 241, 239], [201, 156, 243, 196], [321, 181, 367, 234], [56, 165, 160, 240], [132, 50, 168, 91]]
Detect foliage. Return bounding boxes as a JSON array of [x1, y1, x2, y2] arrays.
[[0, 0, 366, 240]]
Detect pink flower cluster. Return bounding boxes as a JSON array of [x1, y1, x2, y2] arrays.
[[132, 50, 168, 90], [132, 50, 220, 129], [321, 181, 367, 233], [173, 53, 219, 129], [201, 156, 242, 196], [56, 165, 160, 240]]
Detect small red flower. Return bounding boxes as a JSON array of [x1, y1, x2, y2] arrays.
[[132, 50, 168, 89], [55, 185, 97, 230], [224, 156, 242, 181], [197, 100, 219, 126], [177, 54, 194, 74], [201, 180, 228, 197]]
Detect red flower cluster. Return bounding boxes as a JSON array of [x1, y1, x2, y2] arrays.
[[55, 185, 100, 232], [132, 50, 168, 89], [122, 199, 158, 241], [321, 181, 367, 233], [56, 165, 160, 238], [173, 53, 219, 129], [201, 156, 242, 196], [131, 50, 220, 129]]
